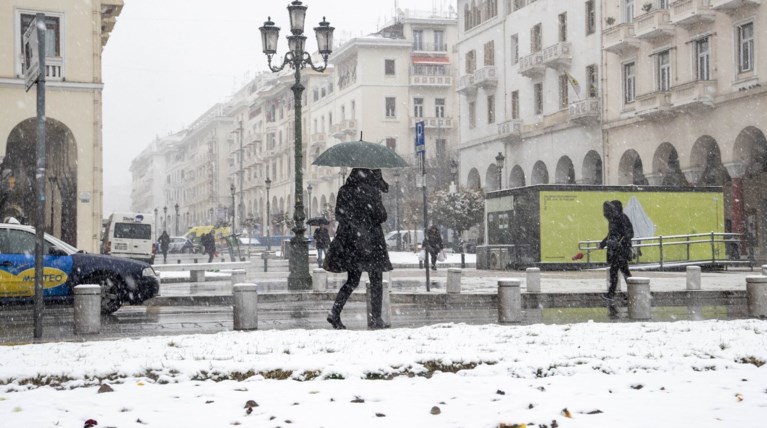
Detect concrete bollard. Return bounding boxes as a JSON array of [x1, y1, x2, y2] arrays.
[[762, 265, 767, 276], [686, 266, 701, 290], [232, 283, 259, 330], [365, 280, 391, 327], [230, 269, 246, 287], [446, 268, 462, 294], [74, 284, 101, 335], [746, 276, 767, 318], [627, 277, 651, 320], [312, 268, 328, 292], [497, 279, 522, 324], [526, 267, 541, 293]]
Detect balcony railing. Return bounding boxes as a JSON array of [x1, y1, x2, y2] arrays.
[[410, 117, 454, 129], [457, 74, 477, 95], [634, 9, 675, 40], [412, 42, 448, 52], [603, 23, 639, 54], [634, 91, 674, 119], [569, 98, 601, 124], [497, 119, 523, 143], [410, 74, 453, 87], [474, 66, 497, 89], [518, 52, 544, 77], [671, 80, 717, 110], [329, 119, 357, 138], [710, 0, 760, 10], [541, 42, 572, 69], [670, 0, 715, 27], [45, 56, 63, 80]]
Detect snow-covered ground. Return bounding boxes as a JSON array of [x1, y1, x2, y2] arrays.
[[2, 320, 766, 427]]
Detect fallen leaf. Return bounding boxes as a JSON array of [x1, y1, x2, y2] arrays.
[[630, 384, 644, 390], [351, 396, 365, 403], [431, 406, 441, 415], [243, 400, 259, 408], [205, 400, 214, 404], [561, 408, 572, 418], [496, 389, 506, 395], [736, 393, 744, 402], [84, 419, 98, 428], [97, 384, 113, 394], [586, 410, 603, 415], [375, 413, 386, 417]]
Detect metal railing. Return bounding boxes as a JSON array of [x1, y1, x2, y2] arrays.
[[578, 232, 752, 270]]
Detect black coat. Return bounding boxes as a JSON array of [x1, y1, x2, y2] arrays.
[[313, 227, 330, 249], [600, 201, 634, 263], [424, 228, 443, 255], [323, 170, 393, 273]]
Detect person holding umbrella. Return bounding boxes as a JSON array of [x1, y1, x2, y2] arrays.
[[313, 224, 330, 267], [323, 168, 393, 330]]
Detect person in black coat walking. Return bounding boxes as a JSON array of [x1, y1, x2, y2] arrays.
[[159, 231, 171, 263], [324, 168, 393, 330], [313, 225, 330, 267], [202, 231, 216, 263], [599, 200, 634, 300], [423, 225, 443, 270]]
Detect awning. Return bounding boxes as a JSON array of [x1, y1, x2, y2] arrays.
[[411, 56, 450, 65]]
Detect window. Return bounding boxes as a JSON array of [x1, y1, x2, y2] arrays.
[[586, 64, 598, 97], [531, 24, 542, 53], [586, 1, 596, 35], [20, 13, 60, 57], [413, 30, 423, 50], [510, 34, 519, 65], [340, 105, 346, 121], [385, 59, 395, 76], [351, 100, 356, 119], [559, 74, 569, 109], [511, 91, 519, 119], [695, 37, 710, 81], [659, 0, 669, 8], [386, 138, 397, 151], [385, 97, 396, 118], [624, 0, 635, 23], [558, 13, 567, 42], [487, 95, 496, 124], [436, 139, 447, 156], [623, 62, 636, 103], [534, 82, 543, 115], [738, 22, 754, 73], [469, 101, 476, 128], [484, 41, 495, 66], [656, 50, 671, 91], [414, 97, 424, 117], [433, 30, 445, 51], [435, 98, 445, 117], [466, 50, 476, 74], [313, 89, 319, 101]]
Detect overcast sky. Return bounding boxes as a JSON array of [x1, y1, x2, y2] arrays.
[[101, 0, 451, 214]]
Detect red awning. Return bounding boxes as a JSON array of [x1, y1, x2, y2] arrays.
[[411, 56, 450, 65]]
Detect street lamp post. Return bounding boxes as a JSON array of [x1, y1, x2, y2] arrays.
[[174, 203, 179, 236], [307, 184, 313, 218], [393, 170, 401, 251], [265, 177, 272, 252], [163, 206, 167, 232], [154, 208, 158, 238], [259, 1, 335, 290], [230, 183, 236, 231], [495, 152, 505, 190]]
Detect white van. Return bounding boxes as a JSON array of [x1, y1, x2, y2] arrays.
[[101, 212, 155, 264], [384, 229, 424, 251]]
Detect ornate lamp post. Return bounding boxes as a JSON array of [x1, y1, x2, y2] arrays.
[[230, 183, 236, 230], [259, 1, 334, 290], [163, 206, 167, 232], [307, 183, 313, 218], [495, 152, 505, 190], [174, 203, 180, 236], [154, 207, 158, 238], [393, 170, 401, 251], [265, 177, 272, 252]]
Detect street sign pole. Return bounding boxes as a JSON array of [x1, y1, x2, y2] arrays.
[[415, 121, 430, 292]]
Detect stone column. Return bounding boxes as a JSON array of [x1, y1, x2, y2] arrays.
[[746, 275, 767, 318], [233, 283, 258, 330], [74, 284, 101, 335], [446, 268, 462, 294], [526, 267, 541, 293], [497, 279, 522, 324], [230, 269, 247, 287], [686, 266, 701, 290], [312, 268, 328, 292], [627, 277, 651, 320]]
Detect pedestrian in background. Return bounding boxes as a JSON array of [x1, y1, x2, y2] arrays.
[[324, 168, 393, 330], [599, 200, 634, 300], [159, 230, 171, 264], [313, 224, 330, 267], [202, 231, 216, 263], [423, 224, 443, 271]]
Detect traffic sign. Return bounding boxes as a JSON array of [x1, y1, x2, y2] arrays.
[[415, 121, 425, 153], [22, 16, 41, 92]]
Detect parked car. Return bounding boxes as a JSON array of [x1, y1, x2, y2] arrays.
[[168, 236, 194, 253], [0, 222, 160, 314]]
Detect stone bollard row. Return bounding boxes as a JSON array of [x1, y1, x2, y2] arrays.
[[365, 280, 391, 327], [627, 277, 651, 320], [74, 284, 101, 335], [746, 276, 767, 318], [447, 268, 462, 294], [686, 266, 701, 291], [526, 267, 541, 293], [497, 279, 522, 323], [312, 268, 328, 292], [233, 283, 258, 330]]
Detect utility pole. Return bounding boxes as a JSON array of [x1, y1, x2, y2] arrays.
[[238, 120, 244, 235]]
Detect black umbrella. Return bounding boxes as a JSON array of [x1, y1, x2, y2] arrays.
[[306, 216, 330, 226], [312, 136, 409, 169]]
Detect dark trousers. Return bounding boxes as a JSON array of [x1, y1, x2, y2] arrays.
[[162, 250, 168, 263], [608, 260, 631, 296], [207, 251, 215, 263], [331, 270, 383, 322]]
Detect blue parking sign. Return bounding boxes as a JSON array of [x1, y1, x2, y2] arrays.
[[415, 121, 425, 153]]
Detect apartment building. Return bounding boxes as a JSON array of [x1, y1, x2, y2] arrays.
[[601, 0, 767, 254], [0, 0, 123, 251]]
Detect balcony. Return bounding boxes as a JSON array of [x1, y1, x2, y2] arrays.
[[412, 42, 449, 53], [671, 80, 717, 111], [670, 0, 715, 27], [519, 52, 545, 77], [497, 119, 522, 143], [44, 56, 63, 80], [329, 119, 357, 138], [457, 74, 477, 96], [474, 66, 498, 90], [311, 132, 326, 144], [710, 0, 760, 10], [634, 10, 675, 41], [541, 42, 572, 70], [634, 91, 674, 119], [410, 74, 453, 87], [568, 98, 601, 124], [410, 117, 455, 129], [603, 23, 640, 55]]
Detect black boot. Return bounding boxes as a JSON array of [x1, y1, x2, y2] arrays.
[[327, 284, 353, 329], [368, 282, 389, 330]]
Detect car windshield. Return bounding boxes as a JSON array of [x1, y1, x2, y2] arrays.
[[45, 232, 79, 255]]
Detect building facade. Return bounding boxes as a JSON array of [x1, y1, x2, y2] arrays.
[[0, 0, 122, 251]]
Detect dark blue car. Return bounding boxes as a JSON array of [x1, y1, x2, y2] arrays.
[[0, 223, 160, 314]]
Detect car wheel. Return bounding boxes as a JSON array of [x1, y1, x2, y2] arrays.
[[85, 273, 124, 314]]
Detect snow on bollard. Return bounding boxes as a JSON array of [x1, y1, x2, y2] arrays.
[[232, 283, 258, 331], [365, 280, 391, 327], [746, 276, 767, 319], [312, 268, 327, 292], [446, 268, 462, 294], [627, 277, 651, 320], [230, 269, 246, 287], [526, 267, 541, 293], [497, 279, 522, 324], [686, 266, 701, 291], [74, 284, 101, 335]]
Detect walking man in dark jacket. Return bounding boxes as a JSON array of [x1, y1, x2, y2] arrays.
[[599, 200, 634, 300], [423, 225, 443, 270], [159, 230, 171, 263], [202, 231, 216, 263], [313, 225, 330, 267]]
